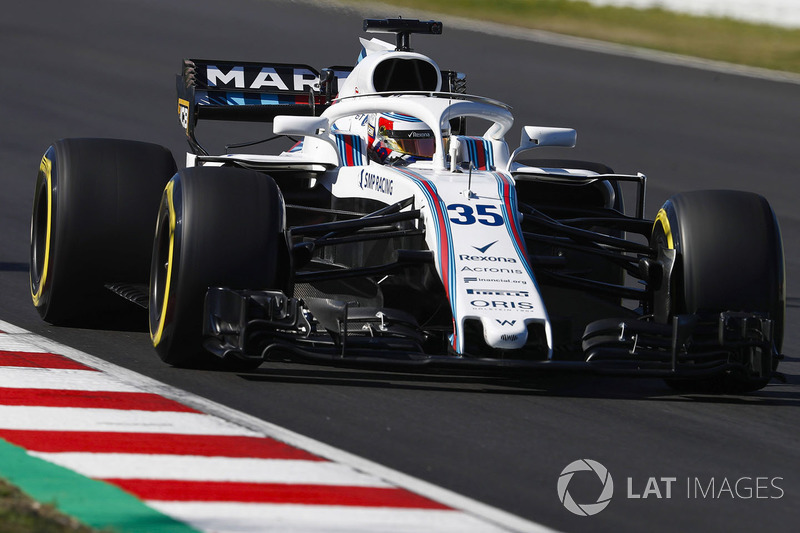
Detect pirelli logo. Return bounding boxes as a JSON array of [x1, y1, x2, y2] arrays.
[[466, 289, 529, 297]]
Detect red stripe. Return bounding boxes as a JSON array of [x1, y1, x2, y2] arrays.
[[471, 137, 487, 170], [104, 479, 451, 509], [498, 174, 524, 250], [343, 135, 355, 166], [0, 351, 96, 370], [0, 388, 199, 412], [0, 430, 324, 460]]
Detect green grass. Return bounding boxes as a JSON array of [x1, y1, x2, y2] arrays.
[[343, 0, 800, 73], [0, 478, 98, 533]]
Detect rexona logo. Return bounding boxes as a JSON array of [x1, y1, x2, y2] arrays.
[[557, 459, 614, 517], [458, 254, 517, 263]]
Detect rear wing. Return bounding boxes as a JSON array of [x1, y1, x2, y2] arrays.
[[177, 59, 352, 153], [177, 58, 466, 154]]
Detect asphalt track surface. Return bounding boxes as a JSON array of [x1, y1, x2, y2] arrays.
[[2, 1, 799, 531]]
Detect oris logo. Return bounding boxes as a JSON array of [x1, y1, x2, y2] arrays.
[[470, 300, 534, 310]]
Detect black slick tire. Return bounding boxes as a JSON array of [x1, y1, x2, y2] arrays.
[[30, 138, 176, 324], [652, 190, 785, 393], [148, 166, 290, 368]]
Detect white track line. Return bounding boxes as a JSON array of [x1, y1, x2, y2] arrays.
[[149, 502, 512, 533], [0, 405, 260, 436], [0, 367, 140, 391], [30, 453, 393, 486]]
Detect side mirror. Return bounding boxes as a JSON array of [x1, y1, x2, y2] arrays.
[[520, 126, 577, 149], [273, 115, 328, 136], [506, 126, 577, 171]]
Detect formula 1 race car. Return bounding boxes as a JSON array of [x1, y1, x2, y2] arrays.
[[30, 19, 785, 392]]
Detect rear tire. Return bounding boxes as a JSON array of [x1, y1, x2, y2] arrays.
[[30, 138, 176, 324], [652, 190, 785, 393], [148, 167, 290, 368]]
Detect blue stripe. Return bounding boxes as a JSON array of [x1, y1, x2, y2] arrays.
[[381, 112, 422, 122], [198, 91, 299, 106], [334, 134, 365, 166], [485, 140, 495, 169], [470, 138, 480, 167], [494, 172, 538, 285], [464, 137, 494, 170], [392, 168, 461, 351], [335, 135, 347, 164]]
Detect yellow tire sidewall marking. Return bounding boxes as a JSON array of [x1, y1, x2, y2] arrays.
[[31, 155, 53, 306], [654, 208, 674, 250], [150, 180, 177, 347]]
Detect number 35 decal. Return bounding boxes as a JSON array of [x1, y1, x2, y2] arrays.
[[447, 204, 504, 226]]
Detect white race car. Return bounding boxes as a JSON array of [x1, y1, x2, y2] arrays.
[[31, 19, 785, 392]]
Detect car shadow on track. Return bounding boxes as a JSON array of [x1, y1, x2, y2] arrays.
[[233, 362, 800, 405]]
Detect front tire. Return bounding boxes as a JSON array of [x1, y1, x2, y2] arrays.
[[148, 167, 290, 367], [652, 190, 785, 393], [30, 138, 176, 324]]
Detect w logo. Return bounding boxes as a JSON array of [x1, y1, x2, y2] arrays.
[[496, 319, 516, 326]]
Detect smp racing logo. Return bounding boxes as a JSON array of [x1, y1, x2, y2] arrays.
[[359, 169, 393, 195]]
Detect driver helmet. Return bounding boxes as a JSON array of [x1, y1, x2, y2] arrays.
[[367, 113, 437, 164]]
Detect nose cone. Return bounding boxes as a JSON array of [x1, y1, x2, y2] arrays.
[[481, 317, 528, 349]]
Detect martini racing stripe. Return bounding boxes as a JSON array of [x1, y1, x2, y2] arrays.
[[494, 172, 531, 275], [381, 112, 423, 122], [462, 137, 494, 171], [334, 133, 367, 166], [390, 166, 461, 351], [198, 91, 317, 107], [493, 171, 551, 354]]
